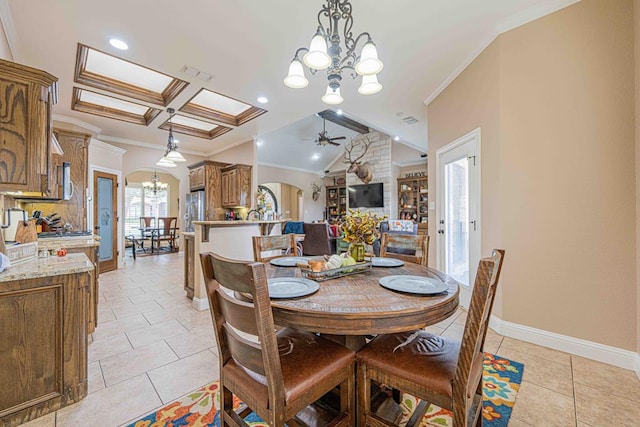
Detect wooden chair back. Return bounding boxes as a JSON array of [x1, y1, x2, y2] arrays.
[[157, 217, 177, 237], [252, 234, 301, 262], [139, 216, 154, 227], [200, 252, 356, 426], [199, 252, 286, 411], [452, 249, 505, 422], [380, 233, 429, 267]]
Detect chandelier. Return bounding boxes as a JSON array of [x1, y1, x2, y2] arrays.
[[142, 170, 168, 195], [284, 0, 383, 105], [156, 108, 185, 168]]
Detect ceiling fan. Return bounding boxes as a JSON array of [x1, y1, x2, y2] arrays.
[[315, 118, 346, 146]]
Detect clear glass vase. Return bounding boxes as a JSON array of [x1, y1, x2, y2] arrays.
[[349, 242, 366, 262]]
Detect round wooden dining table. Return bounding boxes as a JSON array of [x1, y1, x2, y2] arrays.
[[265, 260, 460, 351]]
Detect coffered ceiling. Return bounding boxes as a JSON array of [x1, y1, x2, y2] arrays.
[[2, 0, 578, 172]]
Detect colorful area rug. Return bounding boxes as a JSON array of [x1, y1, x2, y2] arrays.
[[128, 353, 523, 427]]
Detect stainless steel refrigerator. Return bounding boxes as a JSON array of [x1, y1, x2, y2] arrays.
[[184, 190, 205, 232]]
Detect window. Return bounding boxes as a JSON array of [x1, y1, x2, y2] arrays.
[[124, 184, 170, 236]]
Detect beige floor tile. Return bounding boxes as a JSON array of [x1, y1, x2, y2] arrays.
[[88, 361, 105, 394], [500, 337, 571, 366], [111, 300, 164, 319], [102, 287, 145, 300], [100, 295, 133, 308], [577, 422, 595, 427], [423, 324, 445, 335], [56, 374, 161, 427], [575, 382, 640, 426], [90, 314, 150, 341], [175, 309, 214, 331], [507, 417, 534, 426], [572, 355, 640, 403], [96, 306, 116, 323], [142, 306, 183, 325], [166, 327, 217, 359], [431, 308, 464, 329], [147, 349, 220, 404], [100, 341, 178, 386], [126, 319, 188, 348], [19, 412, 55, 427], [483, 329, 503, 355], [441, 322, 464, 340], [510, 381, 576, 426], [495, 346, 573, 397], [88, 332, 133, 363]]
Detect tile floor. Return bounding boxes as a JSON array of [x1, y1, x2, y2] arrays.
[[19, 252, 640, 426]]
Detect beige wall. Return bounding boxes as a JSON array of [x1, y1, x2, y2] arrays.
[[0, 12, 13, 61], [257, 164, 325, 221], [635, 0, 640, 358], [428, 0, 636, 350]]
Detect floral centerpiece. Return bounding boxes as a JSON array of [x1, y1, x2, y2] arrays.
[[340, 209, 387, 261]]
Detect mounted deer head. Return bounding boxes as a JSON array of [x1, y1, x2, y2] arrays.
[[344, 135, 374, 184]]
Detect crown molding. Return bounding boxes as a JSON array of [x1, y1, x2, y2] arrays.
[[257, 161, 324, 177], [424, 0, 580, 106], [90, 139, 127, 155], [392, 158, 428, 168], [53, 114, 102, 135]]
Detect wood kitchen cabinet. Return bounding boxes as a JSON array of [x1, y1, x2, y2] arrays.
[[0, 270, 90, 426], [23, 129, 91, 231], [221, 164, 252, 208], [183, 233, 194, 299], [66, 245, 99, 333], [0, 58, 58, 195], [189, 165, 205, 191], [187, 160, 229, 220]]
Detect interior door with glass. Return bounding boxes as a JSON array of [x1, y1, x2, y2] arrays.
[[436, 129, 481, 307], [94, 171, 118, 272]]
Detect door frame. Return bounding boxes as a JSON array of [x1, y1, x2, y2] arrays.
[[435, 127, 481, 307], [89, 166, 122, 269]]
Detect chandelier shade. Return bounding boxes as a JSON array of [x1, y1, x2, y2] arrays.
[[284, 0, 383, 105], [358, 74, 382, 95], [165, 149, 186, 162], [156, 156, 177, 168], [284, 59, 309, 88], [321, 86, 344, 105], [355, 42, 384, 75]]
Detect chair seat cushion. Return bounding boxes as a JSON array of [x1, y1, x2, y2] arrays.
[[226, 328, 354, 408], [283, 221, 304, 234], [356, 331, 461, 400]]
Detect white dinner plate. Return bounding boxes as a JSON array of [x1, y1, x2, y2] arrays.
[[371, 257, 404, 267], [269, 256, 313, 267], [267, 277, 319, 299], [379, 275, 448, 295]]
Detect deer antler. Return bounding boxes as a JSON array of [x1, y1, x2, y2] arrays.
[[343, 135, 372, 165]]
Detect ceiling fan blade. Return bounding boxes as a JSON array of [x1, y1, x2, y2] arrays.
[[330, 136, 347, 141], [328, 141, 341, 146]]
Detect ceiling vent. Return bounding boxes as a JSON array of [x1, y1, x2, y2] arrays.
[[180, 65, 213, 82], [401, 116, 419, 125]]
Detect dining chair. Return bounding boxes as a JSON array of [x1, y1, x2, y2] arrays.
[[252, 234, 302, 262], [199, 252, 355, 427], [379, 233, 430, 267], [355, 249, 505, 427], [157, 217, 178, 252]]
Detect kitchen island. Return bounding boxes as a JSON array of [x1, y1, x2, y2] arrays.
[[0, 253, 93, 426], [189, 220, 285, 310]]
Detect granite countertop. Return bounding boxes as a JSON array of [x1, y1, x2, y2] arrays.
[[37, 235, 100, 250], [193, 220, 287, 226], [0, 252, 93, 282]]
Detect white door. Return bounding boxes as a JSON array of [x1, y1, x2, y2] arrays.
[[436, 128, 481, 308]]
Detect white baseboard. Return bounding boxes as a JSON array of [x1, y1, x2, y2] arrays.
[[191, 296, 209, 311], [490, 315, 639, 372]]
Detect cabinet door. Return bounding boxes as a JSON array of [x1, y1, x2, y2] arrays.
[[183, 234, 194, 299], [189, 166, 205, 190], [221, 170, 235, 207]]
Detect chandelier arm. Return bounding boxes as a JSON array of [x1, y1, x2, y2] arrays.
[[338, 64, 357, 80], [293, 47, 309, 60], [337, 0, 354, 51], [317, 1, 332, 36]]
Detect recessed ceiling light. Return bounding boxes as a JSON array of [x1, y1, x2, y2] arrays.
[[312, 153, 320, 160], [256, 139, 264, 146], [109, 38, 129, 50], [257, 96, 268, 104], [336, 109, 343, 115], [394, 136, 400, 141]]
